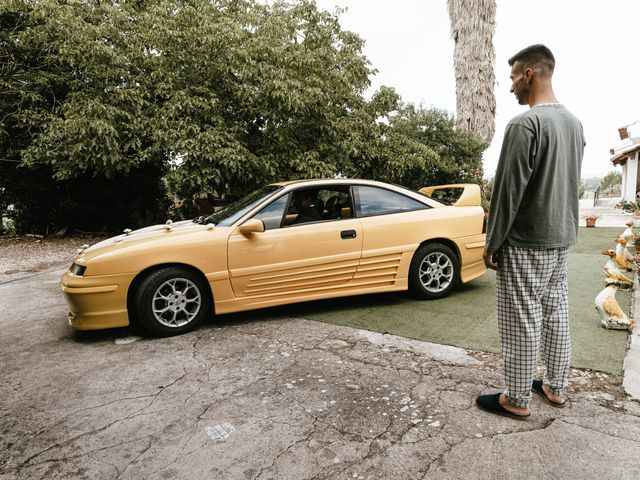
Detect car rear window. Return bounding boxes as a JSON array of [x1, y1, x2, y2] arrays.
[[355, 185, 429, 217]]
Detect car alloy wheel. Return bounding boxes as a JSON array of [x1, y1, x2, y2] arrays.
[[408, 243, 459, 299], [133, 267, 212, 336], [152, 277, 202, 328], [419, 251, 454, 293]]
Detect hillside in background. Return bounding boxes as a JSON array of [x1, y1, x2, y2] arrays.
[[583, 176, 602, 191]]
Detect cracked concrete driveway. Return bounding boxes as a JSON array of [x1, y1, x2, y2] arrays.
[[1, 267, 640, 479]]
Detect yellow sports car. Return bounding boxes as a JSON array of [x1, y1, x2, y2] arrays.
[[61, 179, 486, 336]]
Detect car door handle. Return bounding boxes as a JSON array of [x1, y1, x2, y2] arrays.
[[341, 230, 357, 239]]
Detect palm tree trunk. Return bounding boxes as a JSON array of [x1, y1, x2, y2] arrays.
[[447, 0, 496, 148]]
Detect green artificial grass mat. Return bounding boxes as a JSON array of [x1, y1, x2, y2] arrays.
[[283, 227, 631, 376]]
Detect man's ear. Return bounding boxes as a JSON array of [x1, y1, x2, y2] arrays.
[[524, 67, 533, 81]]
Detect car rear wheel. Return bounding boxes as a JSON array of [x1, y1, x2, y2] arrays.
[[133, 267, 212, 337], [409, 243, 459, 299]]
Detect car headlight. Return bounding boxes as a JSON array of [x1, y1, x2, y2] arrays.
[[70, 263, 87, 276]]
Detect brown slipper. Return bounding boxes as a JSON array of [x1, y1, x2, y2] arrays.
[[532, 380, 566, 408], [476, 393, 532, 421]]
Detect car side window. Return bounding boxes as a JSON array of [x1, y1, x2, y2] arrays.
[[281, 187, 354, 227], [252, 194, 289, 230], [355, 185, 428, 217], [317, 189, 353, 220]]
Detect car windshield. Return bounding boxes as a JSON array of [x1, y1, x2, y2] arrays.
[[201, 185, 283, 227]]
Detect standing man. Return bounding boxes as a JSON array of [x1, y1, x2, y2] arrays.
[[476, 45, 585, 420]]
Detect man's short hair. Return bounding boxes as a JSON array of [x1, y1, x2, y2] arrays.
[[508, 44, 555, 75], [295, 189, 318, 200]]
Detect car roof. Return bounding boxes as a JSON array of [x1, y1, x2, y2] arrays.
[[267, 178, 446, 208], [271, 178, 397, 188]]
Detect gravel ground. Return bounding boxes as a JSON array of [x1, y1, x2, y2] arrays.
[[0, 235, 106, 283]]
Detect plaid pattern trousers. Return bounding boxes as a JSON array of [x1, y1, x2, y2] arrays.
[[496, 245, 571, 408]]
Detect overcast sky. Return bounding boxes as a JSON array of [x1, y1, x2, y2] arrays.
[[314, 0, 640, 179]]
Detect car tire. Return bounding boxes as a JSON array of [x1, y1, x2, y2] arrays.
[[132, 267, 212, 337], [408, 243, 460, 300]]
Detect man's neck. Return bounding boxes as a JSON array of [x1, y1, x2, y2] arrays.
[[529, 97, 559, 108], [528, 83, 558, 107]]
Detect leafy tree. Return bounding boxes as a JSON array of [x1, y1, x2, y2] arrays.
[[1, 0, 487, 233], [1, 0, 169, 233], [3, 0, 380, 219], [600, 170, 622, 195], [482, 176, 494, 211], [312, 90, 485, 193], [384, 104, 485, 189], [7, 0, 374, 189]]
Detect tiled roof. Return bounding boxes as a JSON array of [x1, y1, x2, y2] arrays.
[[611, 143, 640, 165]]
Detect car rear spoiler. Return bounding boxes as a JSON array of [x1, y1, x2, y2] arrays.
[[418, 184, 481, 207]]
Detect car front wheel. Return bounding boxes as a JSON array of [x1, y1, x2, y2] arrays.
[[132, 267, 212, 336], [409, 243, 459, 299]]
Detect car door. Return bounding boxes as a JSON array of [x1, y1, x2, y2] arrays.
[[352, 184, 434, 287], [227, 187, 363, 300]]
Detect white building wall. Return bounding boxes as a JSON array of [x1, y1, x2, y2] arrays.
[[636, 152, 640, 198], [624, 155, 639, 202], [611, 121, 640, 202]]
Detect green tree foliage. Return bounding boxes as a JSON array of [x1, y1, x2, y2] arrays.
[[1, 0, 170, 232], [1, 0, 485, 233], [600, 170, 622, 195], [382, 104, 485, 189], [5, 0, 375, 188], [481, 176, 494, 211]]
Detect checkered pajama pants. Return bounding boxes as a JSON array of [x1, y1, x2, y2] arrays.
[[496, 245, 571, 408]]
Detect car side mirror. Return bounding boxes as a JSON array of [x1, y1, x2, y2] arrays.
[[238, 218, 265, 235]]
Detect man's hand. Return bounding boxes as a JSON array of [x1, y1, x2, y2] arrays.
[[483, 248, 499, 271]]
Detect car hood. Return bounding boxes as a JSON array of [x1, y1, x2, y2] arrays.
[[75, 220, 216, 264]]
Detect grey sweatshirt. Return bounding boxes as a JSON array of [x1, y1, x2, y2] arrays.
[[486, 104, 585, 250]]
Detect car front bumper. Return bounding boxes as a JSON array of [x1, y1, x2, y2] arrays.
[[60, 270, 135, 330]]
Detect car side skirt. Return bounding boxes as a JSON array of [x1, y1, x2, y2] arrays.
[[213, 279, 409, 314]]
